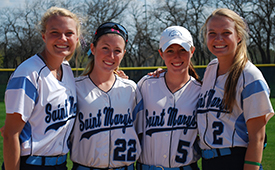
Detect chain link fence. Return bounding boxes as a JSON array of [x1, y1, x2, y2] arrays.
[[0, 65, 274, 102]]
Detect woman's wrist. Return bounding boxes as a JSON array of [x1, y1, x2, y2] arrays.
[[244, 160, 261, 166]]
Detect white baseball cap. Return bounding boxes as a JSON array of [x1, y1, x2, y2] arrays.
[[159, 26, 193, 52]]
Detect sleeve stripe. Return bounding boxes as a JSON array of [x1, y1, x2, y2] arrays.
[[242, 80, 269, 100], [132, 99, 144, 121], [20, 121, 32, 142], [6, 77, 38, 102]]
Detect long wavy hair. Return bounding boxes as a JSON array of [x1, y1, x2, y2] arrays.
[[201, 8, 249, 112]]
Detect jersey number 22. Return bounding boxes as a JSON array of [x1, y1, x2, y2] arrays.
[[114, 139, 136, 161]]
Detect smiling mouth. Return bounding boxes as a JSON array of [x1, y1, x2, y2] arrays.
[[172, 62, 183, 67], [104, 61, 114, 66], [214, 45, 226, 49], [55, 45, 69, 49]]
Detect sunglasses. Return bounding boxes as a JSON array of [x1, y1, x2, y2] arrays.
[[94, 22, 128, 43]]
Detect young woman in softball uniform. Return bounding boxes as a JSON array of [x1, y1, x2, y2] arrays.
[[197, 8, 274, 170], [2, 7, 81, 170], [137, 26, 201, 170], [70, 22, 143, 170]]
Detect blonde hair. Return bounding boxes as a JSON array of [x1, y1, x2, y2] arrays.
[[82, 55, 94, 76], [39, 6, 81, 61], [201, 8, 249, 112]]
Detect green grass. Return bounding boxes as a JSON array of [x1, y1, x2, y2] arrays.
[[1, 99, 275, 169], [0, 102, 4, 168]]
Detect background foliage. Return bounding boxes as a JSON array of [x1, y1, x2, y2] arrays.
[[0, 0, 274, 69]]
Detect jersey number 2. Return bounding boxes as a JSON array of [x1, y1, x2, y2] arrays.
[[213, 121, 224, 144], [114, 139, 136, 161]]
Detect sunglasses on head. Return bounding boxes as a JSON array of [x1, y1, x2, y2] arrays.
[[94, 22, 128, 43]]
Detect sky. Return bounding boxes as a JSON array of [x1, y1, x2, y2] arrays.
[[1, 0, 26, 9], [1, 0, 149, 9]]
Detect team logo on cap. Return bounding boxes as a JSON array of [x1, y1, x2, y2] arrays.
[[169, 30, 182, 38]]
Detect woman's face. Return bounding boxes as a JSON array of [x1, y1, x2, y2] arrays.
[[42, 15, 79, 59], [206, 15, 241, 60], [91, 34, 126, 73], [159, 44, 194, 75]]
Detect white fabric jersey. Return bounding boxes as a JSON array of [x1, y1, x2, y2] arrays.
[[70, 75, 143, 168], [197, 58, 274, 150], [137, 73, 201, 167], [5, 54, 77, 156]]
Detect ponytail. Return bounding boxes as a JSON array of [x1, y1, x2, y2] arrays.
[[189, 62, 202, 84]]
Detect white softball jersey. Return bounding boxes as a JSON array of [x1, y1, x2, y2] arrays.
[[137, 73, 201, 168], [197, 58, 274, 150], [70, 75, 143, 168], [5, 54, 77, 156]]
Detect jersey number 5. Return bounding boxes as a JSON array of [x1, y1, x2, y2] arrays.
[[114, 139, 136, 161], [175, 140, 190, 163]]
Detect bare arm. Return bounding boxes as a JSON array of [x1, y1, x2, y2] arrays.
[[3, 113, 26, 170], [244, 115, 266, 170]]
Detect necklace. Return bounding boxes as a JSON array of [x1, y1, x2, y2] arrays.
[[49, 65, 61, 78], [42, 55, 62, 79]]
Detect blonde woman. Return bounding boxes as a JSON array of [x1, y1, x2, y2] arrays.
[[197, 8, 274, 170], [2, 7, 81, 170]]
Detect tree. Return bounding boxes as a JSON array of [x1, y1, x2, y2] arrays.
[[150, 0, 211, 65], [72, 0, 131, 69], [0, 0, 274, 69], [247, 0, 275, 64], [124, 1, 161, 67], [186, 0, 211, 65], [214, 0, 275, 64], [0, 3, 43, 68]]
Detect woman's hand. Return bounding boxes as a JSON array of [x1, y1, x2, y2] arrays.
[[115, 70, 129, 79], [147, 68, 166, 77], [0, 125, 4, 137]]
